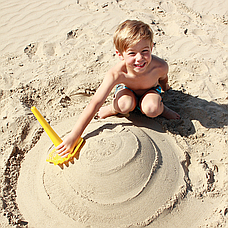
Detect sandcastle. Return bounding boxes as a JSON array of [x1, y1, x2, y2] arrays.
[[17, 114, 186, 228]]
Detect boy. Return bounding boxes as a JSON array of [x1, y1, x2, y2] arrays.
[[57, 20, 180, 158]]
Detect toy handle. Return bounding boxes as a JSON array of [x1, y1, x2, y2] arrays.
[[31, 106, 63, 147]]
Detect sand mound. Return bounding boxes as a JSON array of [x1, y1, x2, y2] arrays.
[[17, 116, 186, 227]]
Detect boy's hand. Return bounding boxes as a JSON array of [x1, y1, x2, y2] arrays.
[[56, 133, 80, 158], [160, 82, 170, 91], [159, 74, 170, 91], [164, 83, 170, 91]]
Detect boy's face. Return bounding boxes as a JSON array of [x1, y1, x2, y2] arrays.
[[117, 39, 153, 75]]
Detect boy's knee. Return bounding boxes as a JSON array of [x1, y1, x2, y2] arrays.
[[141, 103, 163, 118], [115, 96, 136, 114]]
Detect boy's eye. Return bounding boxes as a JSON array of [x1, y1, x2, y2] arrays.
[[142, 49, 149, 53], [128, 52, 135, 56]]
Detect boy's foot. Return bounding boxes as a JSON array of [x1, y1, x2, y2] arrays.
[[161, 105, 180, 120], [97, 105, 118, 119]]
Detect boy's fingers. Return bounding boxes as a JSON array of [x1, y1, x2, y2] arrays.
[[57, 147, 69, 157], [57, 146, 74, 158], [58, 151, 69, 158], [58, 148, 67, 155], [56, 143, 64, 150], [56, 146, 64, 153]]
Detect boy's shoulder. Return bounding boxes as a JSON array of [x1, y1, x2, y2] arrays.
[[108, 61, 126, 77], [151, 55, 168, 75], [152, 55, 168, 67]]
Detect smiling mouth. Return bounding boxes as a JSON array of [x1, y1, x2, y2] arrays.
[[134, 62, 146, 68]]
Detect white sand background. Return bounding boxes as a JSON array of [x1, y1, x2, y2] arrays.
[[0, 0, 228, 227]]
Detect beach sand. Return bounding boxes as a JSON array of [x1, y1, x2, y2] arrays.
[[0, 0, 228, 227]]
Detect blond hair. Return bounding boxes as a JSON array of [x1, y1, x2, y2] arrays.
[[113, 20, 154, 54]]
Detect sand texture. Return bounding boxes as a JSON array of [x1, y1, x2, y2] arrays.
[[0, 0, 228, 227]]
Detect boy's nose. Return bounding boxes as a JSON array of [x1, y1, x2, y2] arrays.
[[136, 52, 143, 61]]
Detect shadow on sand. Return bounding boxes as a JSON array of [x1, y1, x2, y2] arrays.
[[59, 89, 227, 168], [128, 89, 228, 137]]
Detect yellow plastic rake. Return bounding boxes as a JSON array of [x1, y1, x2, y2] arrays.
[[31, 106, 84, 165]]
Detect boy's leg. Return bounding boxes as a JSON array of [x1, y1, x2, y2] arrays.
[[140, 90, 180, 119], [98, 88, 137, 119], [140, 90, 164, 118]]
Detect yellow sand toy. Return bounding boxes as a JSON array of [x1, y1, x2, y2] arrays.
[[31, 106, 84, 165]]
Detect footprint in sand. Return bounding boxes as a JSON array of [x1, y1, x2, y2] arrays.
[[24, 43, 38, 58], [43, 43, 56, 56]]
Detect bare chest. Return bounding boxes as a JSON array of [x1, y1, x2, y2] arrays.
[[123, 75, 159, 96]]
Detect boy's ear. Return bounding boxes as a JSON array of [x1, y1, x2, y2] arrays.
[[116, 50, 124, 61]]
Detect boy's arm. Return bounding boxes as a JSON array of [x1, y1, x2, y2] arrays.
[[57, 71, 118, 157], [159, 74, 170, 91], [158, 62, 170, 91]]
